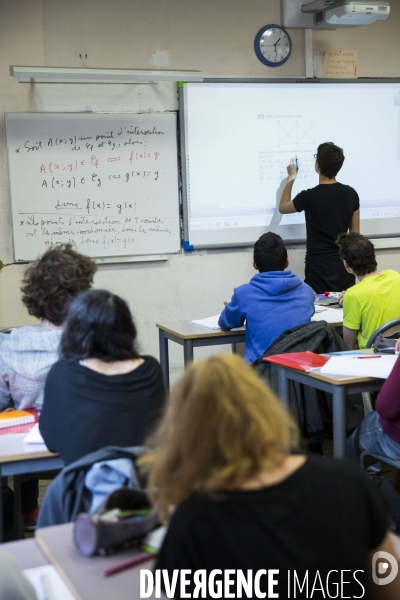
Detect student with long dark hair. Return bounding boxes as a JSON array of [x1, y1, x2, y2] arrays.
[[39, 290, 165, 465], [140, 355, 399, 600]]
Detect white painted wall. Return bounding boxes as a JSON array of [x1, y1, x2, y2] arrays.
[[0, 1, 399, 381]]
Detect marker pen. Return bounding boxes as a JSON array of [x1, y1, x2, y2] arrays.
[[295, 156, 299, 170]]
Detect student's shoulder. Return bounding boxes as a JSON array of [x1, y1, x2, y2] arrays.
[[305, 455, 371, 489], [169, 493, 215, 534]]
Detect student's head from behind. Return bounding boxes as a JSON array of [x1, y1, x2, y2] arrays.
[[315, 142, 344, 179], [60, 289, 140, 362], [336, 232, 377, 277], [21, 244, 97, 326], [253, 232, 288, 272], [139, 354, 299, 519]]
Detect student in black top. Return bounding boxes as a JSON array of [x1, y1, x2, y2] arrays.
[[139, 354, 399, 600], [279, 142, 360, 293], [39, 290, 165, 465]]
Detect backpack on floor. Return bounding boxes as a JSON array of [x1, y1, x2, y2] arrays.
[[370, 475, 400, 535]]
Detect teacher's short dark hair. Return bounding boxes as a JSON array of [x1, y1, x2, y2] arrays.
[[60, 289, 140, 362], [21, 244, 97, 326], [336, 232, 377, 276], [316, 142, 344, 179], [254, 232, 287, 272]]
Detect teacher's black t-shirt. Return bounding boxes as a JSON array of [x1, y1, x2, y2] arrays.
[[156, 457, 387, 600], [293, 183, 360, 292]]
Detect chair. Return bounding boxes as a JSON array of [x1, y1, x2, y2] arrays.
[[366, 318, 400, 349], [361, 318, 400, 416], [0, 327, 18, 334]]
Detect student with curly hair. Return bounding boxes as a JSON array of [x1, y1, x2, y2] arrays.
[[279, 142, 360, 293], [336, 232, 400, 349], [0, 244, 96, 529], [139, 355, 399, 600]]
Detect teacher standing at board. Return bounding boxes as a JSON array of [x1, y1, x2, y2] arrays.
[[278, 142, 360, 293]]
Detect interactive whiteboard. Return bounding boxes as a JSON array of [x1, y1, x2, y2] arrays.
[[6, 112, 180, 261], [181, 81, 400, 249]]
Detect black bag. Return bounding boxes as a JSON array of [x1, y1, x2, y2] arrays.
[[370, 475, 400, 535], [373, 332, 400, 354], [2, 485, 14, 541], [73, 487, 158, 556]]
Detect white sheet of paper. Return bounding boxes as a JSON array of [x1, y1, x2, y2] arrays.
[[23, 564, 76, 600], [23, 423, 44, 444], [191, 315, 221, 329], [320, 355, 398, 379], [311, 308, 343, 324]]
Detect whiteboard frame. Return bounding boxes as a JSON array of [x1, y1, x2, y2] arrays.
[[180, 78, 400, 250], [6, 111, 182, 262]]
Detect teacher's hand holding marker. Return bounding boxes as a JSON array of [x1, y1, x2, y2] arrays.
[[286, 157, 299, 182]]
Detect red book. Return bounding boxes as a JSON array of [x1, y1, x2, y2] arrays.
[[263, 351, 329, 372]]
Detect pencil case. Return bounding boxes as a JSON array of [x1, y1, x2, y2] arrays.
[[73, 487, 158, 556]]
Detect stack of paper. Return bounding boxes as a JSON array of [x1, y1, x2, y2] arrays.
[[311, 308, 343, 324], [191, 315, 221, 329], [320, 355, 398, 379], [23, 423, 45, 444]]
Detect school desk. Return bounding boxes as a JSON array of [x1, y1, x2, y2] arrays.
[[0, 433, 64, 542], [276, 364, 384, 458], [156, 309, 343, 389], [156, 321, 245, 389]]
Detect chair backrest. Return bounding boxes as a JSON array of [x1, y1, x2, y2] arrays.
[[0, 326, 18, 334], [366, 318, 400, 348]]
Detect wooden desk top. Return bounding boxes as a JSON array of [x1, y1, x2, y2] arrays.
[[0, 433, 58, 464], [280, 365, 382, 386], [156, 320, 245, 340], [36, 523, 159, 600]]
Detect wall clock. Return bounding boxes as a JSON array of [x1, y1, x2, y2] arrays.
[[254, 24, 292, 67]]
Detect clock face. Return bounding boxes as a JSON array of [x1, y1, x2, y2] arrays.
[[254, 25, 292, 67]]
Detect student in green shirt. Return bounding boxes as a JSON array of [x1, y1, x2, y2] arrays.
[[336, 232, 400, 349]]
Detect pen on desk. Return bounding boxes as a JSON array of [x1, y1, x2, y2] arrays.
[[354, 356, 382, 359], [103, 552, 154, 577]]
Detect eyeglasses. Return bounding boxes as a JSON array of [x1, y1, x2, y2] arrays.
[[313, 154, 318, 160]]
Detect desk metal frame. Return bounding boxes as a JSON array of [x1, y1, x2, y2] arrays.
[[158, 324, 245, 389], [0, 452, 64, 542], [277, 366, 384, 458]]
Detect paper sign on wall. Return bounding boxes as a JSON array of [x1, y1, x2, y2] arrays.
[[322, 50, 358, 79]]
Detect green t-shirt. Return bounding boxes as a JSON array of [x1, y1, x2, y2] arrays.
[[343, 269, 400, 349]]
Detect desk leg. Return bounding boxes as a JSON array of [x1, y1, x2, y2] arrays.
[[332, 387, 346, 459], [13, 476, 23, 540], [159, 329, 170, 391], [0, 467, 3, 542], [278, 368, 290, 409], [183, 340, 194, 368]]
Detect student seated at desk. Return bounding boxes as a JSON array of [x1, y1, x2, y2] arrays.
[[0, 244, 96, 530], [218, 232, 314, 363], [336, 232, 400, 349], [39, 289, 165, 465], [347, 348, 400, 464], [140, 355, 399, 600]]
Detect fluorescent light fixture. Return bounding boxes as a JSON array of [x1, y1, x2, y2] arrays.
[[10, 66, 204, 84]]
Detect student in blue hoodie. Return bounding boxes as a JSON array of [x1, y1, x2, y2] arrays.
[[218, 232, 315, 363]]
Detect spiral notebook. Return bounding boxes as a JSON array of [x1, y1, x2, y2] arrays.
[[0, 408, 35, 429]]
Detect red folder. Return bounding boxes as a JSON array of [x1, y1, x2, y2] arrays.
[[263, 351, 329, 372]]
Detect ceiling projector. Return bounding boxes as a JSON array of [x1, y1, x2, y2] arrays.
[[313, 1, 391, 27]]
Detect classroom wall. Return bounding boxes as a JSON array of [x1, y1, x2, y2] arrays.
[[1, 0, 399, 379]]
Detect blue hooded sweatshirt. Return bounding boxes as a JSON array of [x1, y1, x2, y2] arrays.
[[219, 270, 315, 363]]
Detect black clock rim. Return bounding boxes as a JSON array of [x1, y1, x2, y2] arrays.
[[254, 24, 292, 68]]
